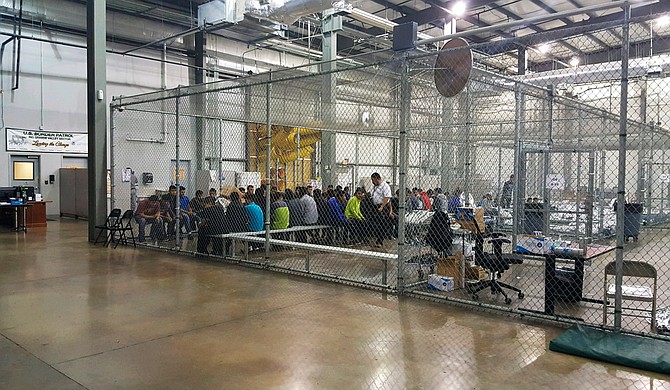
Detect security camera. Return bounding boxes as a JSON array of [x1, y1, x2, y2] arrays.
[[117, 106, 125, 112]]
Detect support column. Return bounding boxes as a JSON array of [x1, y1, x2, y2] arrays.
[[319, 10, 342, 187], [512, 84, 525, 246], [517, 45, 527, 75], [543, 86, 554, 236], [194, 31, 205, 171], [636, 79, 648, 204], [86, 0, 107, 241], [455, 93, 468, 189], [463, 88, 472, 205], [440, 100, 455, 190]]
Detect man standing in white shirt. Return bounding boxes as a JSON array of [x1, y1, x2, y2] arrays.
[[370, 172, 393, 248]]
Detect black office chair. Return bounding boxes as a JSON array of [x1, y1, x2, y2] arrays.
[[468, 221, 524, 304]]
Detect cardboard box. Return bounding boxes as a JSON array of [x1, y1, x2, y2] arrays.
[[455, 207, 485, 233], [465, 265, 489, 281], [436, 252, 463, 288]]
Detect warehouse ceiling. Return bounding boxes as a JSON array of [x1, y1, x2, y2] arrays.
[[5, 0, 670, 76], [99, 0, 670, 72]]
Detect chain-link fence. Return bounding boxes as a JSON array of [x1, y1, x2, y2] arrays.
[[110, 12, 670, 340]]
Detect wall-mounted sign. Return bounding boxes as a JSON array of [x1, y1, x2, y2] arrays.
[[546, 174, 566, 190], [6, 128, 87, 154]]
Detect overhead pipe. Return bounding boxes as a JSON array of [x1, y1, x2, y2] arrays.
[[11, 0, 23, 91], [0, 0, 18, 92], [247, 0, 351, 25], [121, 25, 202, 55], [0, 32, 206, 72]]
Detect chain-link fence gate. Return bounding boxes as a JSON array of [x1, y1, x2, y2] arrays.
[[110, 8, 670, 342]]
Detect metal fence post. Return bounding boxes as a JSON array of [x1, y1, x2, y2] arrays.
[[543, 86, 554, 236], [110, 104, 116, 210], [265, 72, 273, 266], [175, 87, 181, 249], [614, 5, 631, 331], [512, 84, 523, 247], [397, 54, 410, 292]]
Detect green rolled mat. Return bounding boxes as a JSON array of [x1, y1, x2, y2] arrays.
[[549, 324, 670, 375]]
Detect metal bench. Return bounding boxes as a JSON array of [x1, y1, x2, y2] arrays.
[[210, 225, 332, 254], [228, 235, 396, 285]]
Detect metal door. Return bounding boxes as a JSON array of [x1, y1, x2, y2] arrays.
[[10, 155, 40, 194]]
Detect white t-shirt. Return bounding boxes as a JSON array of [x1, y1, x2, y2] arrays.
[[372, 181, 392, 206]]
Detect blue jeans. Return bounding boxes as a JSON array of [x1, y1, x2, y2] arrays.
[[134, 216, 165, 240]]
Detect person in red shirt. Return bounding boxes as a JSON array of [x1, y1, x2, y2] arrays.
[[134, 195, 165, 242], [419, 188, 432, 211]]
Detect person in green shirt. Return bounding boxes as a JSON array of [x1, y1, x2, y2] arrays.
[[270, 192, 290, 230], [345, 188, 367, 244]]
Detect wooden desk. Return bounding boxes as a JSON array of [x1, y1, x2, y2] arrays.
[[26, 201, 51, 228]]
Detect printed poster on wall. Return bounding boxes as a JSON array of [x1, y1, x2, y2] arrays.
[[6, 128, 88, 154]]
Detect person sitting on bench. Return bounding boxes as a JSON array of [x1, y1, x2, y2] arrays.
[[345, 187, 367, 244], [197, 198, 227, 255]]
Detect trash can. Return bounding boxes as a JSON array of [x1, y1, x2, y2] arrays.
[[553, 266, 583, 302], [523, 203, 546, 234], [615, 202, 642, 242]]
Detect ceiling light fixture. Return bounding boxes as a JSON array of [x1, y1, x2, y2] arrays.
[[346, 8, 433, 40], [569, 57, 580, 67], [451, 1, 467, 17], [656, 15, 670, 27]]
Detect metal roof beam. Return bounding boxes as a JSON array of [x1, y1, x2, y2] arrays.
[[393, 6, 444, 26], [528, 0, 611, 50], [465, 1, 670, 57], [531, 33, 670, 73], [491, 2, 585, 56]]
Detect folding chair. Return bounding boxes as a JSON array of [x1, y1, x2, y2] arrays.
[[107, 210, 136, 248], [93, 208, 122, 245], [603, 260, 657, 332]]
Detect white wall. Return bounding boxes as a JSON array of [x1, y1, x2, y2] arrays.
[[0, 29, 190, 215]]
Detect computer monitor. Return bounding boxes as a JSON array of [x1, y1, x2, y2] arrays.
[[0, 187, 15, 202], [0, 186, 35, 202]]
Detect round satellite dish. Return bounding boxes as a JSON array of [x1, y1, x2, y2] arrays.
[[434, 38, 473, 98]]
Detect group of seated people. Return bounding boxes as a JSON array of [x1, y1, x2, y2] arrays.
[[133, 185, 201, 243], [404, 187, 501, 214], [133, 182, 399, 254], [133, 185, 257, 250], [133, 181, 500, 255]]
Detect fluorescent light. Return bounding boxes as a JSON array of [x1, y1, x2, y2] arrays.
[[347, 8, 433, 40], [451, 1, 467, 17], [538, 43, 551, 54], [569, 57, 580, 67], [348, 8, 396, 31], [656, 15, 670, 27]]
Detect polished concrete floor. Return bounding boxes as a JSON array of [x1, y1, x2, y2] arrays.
[[1, 219, 669, 390]]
